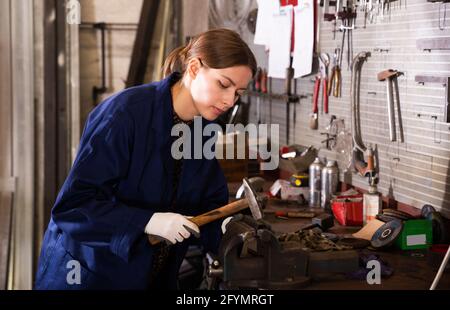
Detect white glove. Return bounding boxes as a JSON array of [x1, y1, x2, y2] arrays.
[[221, 216, 234, 234], [145, 212, 200, 244]]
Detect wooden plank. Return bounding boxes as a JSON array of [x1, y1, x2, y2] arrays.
[[0, 192, 13, 290], [0, 0, 12, 179], [56, 0, 70, 189], [126, 0, 161, 87], [0, 178, 15, 193], [11, 0, 35, 290]]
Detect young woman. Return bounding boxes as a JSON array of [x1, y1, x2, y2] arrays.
[[35, 28, 256, 290]]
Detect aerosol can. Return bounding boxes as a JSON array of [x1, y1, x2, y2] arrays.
[[362, 148, 382, 224], [363, 182, 382, 225], [309, 157, 324, 208], [321, 160, 339, 212]]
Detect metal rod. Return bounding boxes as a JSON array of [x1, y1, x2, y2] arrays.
[[430, 245, 450, 290], [80, 22, 138, 31], [392, 76, 404, 142], [269, 77, 272, 125], [445, 77, 450, 123], [386, 78, 397, 142]]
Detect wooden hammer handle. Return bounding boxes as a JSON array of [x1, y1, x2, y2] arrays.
[[148, 198, 249, 245]]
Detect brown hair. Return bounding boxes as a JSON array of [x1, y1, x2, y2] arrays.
[[163, 28, 257, 78]]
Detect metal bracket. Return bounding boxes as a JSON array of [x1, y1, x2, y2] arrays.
[[415, 75, 450, 123]]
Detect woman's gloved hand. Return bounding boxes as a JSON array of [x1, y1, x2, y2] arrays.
[[145, 212, 200, 244]]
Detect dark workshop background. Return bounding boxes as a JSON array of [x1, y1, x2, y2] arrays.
[[0, 0, 449, 289]]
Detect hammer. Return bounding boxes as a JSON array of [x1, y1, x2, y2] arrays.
[[377, 69, 404, 143], [148, 178, 264, 245]]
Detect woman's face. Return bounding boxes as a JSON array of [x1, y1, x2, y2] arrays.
[[189, 62, 253, 121]]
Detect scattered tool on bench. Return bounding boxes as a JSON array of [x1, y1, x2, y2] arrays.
[[274, 210, 315, 219], [209, 213, 359, 289], [377, 69, 405, 142], [148, 177, 264, 245]]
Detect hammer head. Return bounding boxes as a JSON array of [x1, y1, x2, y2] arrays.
[[377, 69, 403, 81], [242, 177, 264, 220]]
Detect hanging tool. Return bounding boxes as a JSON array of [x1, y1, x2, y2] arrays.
[[377, 69, 404, 143], [285, 66, 295, 144], [338, 1, 356, 70], [351, 52, 381, 229], [350, 52, 378, 183], [439, 0, 449, 30], [328, 48, 342, 97], [293, 78, 298, 142], [319, 53, 330, 114], [269, 77, 273, 125], [322, 0, 342, 40], [261, 69, 268, 124], [254, 67, 262, 125], [310, 76, 320, 130]]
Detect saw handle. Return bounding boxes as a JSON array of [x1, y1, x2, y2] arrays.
[[333, 66, 341, 97], [148, 199, 249, 245], [323, 79, 329, 114], [312, 77, 320, 113]]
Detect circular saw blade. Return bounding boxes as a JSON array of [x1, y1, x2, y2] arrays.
[[371, 220, 403, 249]]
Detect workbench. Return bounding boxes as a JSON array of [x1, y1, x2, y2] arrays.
[[227, 182, 450, 290]]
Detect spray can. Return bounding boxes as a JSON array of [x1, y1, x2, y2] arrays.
[[321, 160, 339, 212], [309, 157, 324, 208]]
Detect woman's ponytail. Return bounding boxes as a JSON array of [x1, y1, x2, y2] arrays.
[[162, 40, 194, 78]]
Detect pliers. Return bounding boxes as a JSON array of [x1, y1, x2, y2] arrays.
[[314, 53, 330, 114], [328, 48, 342, 98]]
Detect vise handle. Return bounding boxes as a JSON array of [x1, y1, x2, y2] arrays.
[[148, 199, 249, 245]]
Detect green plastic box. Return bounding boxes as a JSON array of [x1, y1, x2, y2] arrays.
[[396, 219, 433, 250]]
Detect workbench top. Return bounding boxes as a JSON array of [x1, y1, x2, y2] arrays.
[[227, 182, 450, 290]]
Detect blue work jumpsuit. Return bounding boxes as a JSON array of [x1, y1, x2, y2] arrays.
[[34, 73, 228, 289]]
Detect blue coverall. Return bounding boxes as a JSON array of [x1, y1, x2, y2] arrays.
[[34, 73, 228, 289]]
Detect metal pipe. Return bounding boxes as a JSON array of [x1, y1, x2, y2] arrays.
[[92, 22, 107, 105], [445, 77, 450, 123], [386, 78, 396, 142], [351, 52, 370, 153], [430, 245, 450, 290], [392, 76, 404, 142]]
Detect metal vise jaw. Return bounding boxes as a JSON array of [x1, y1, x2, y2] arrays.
[[208, 215, 359, 289], [208, 215, 311, 289]]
